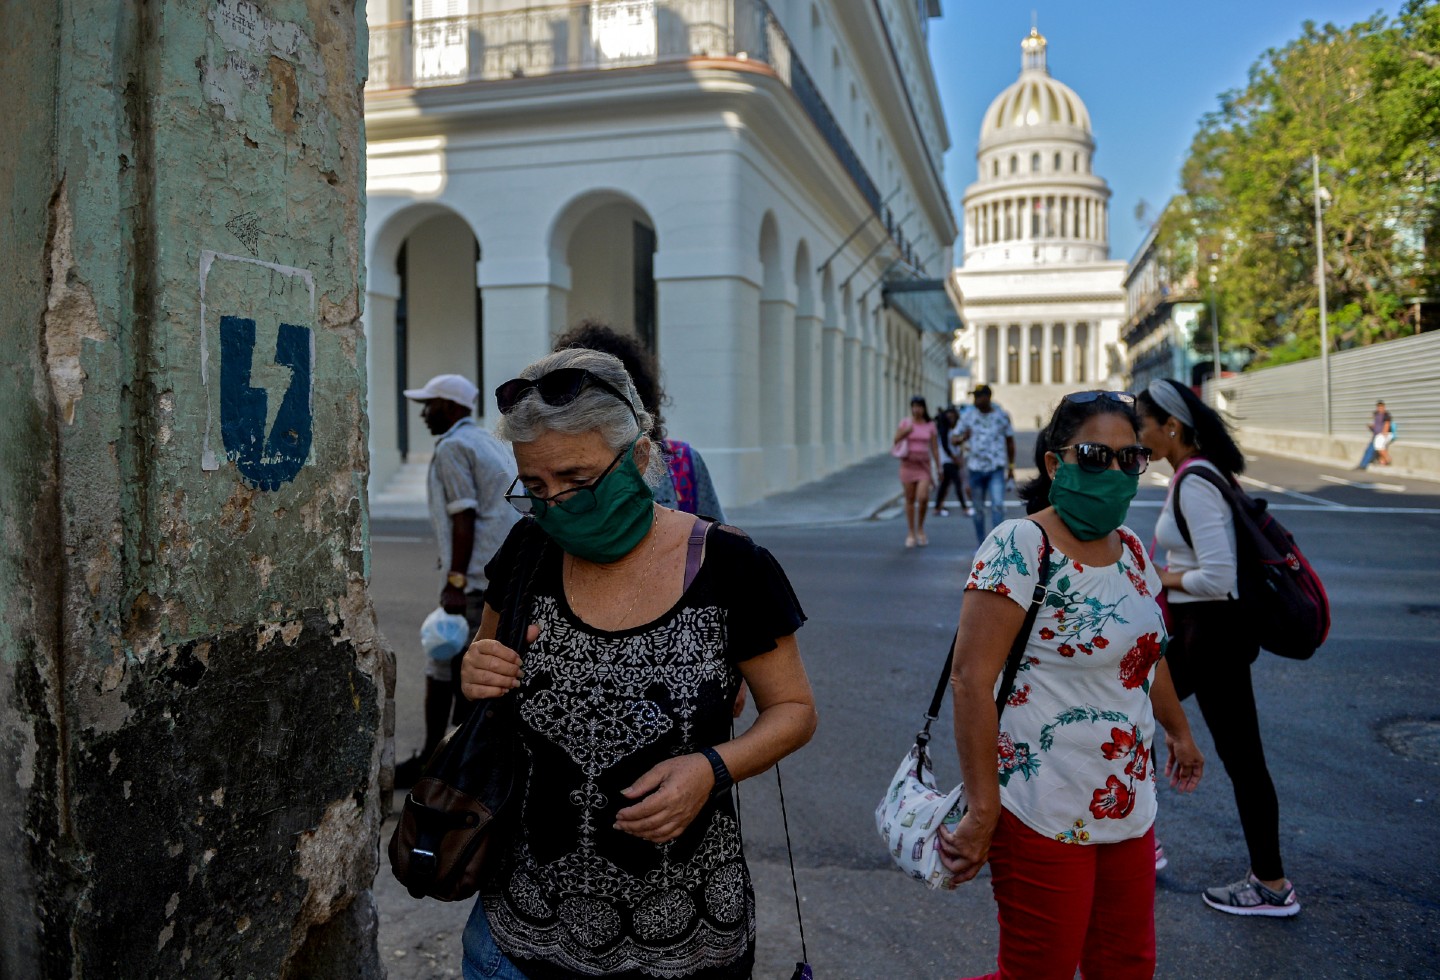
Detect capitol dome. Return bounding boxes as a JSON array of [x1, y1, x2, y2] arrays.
[[979, 31, 1091, 149], [959, 27, 1112, 269]]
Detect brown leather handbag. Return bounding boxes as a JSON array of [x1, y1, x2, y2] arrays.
[[387, 521, 543, 901]]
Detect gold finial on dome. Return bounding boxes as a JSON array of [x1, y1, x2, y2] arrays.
[[1021, 25, 1048, 74]]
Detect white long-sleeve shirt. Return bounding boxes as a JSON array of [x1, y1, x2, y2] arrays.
[[1154, 459, 1238, 603]]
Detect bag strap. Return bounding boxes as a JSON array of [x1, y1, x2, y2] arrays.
[[1171, 461, 1234, 548], [916, 520, 1053, 758], [683, 517, 711, 592]]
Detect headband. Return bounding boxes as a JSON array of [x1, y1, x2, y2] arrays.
[[1146, 379, 1194, 429]]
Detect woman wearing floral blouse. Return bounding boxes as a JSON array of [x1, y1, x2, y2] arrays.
[[939, 390, 1205, 980]]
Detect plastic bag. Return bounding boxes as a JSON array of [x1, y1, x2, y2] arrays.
[[420, 607, 471, 661]]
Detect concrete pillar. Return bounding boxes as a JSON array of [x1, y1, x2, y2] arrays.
[[860, 344, 875, 455], [793, 308, 823, 480], [821, 324, 844, 471], [759, 295, 797, 491], [844, 335, 862, 464], [657, 274, 765, 506], [0, 4, 386, 976], [1020, 324, 1032, 385], [1065, 321, 1077, 386], [365, 290, 402, 490], [1041, 323, 1054, 385]]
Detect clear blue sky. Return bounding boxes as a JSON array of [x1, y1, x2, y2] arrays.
[[927, 1, 1405, 265]]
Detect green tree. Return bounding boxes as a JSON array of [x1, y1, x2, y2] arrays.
[[1160, 4, 1439, 367]]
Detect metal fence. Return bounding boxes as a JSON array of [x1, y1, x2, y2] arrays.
[[1213, 331, 1440, 446]]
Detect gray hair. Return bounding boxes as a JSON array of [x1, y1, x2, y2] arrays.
[[494, 347, 666, 486]]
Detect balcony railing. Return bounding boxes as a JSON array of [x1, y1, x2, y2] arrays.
[[367, 0, 887, 219]]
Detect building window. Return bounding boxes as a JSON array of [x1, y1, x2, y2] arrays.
[[1031, 152, 1041, 172], [1009, 155, 1018, 174], [1073, 152, 1079, 171], [1054, 152, 1062, 170], [992, 159, 999, 178]]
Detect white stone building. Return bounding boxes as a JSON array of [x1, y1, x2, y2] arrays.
[[362, 0, 960, 509], [950, 28, 1126, 430]]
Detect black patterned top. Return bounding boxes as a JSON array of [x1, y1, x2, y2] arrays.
[[479, 520, 806, 980]]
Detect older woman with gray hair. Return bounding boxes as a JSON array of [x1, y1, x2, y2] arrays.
[[458, 347, 818, 980]]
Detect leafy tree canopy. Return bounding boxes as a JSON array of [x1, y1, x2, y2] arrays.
[[1157, 0, 1439, 368]]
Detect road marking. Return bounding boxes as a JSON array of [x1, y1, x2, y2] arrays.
[[1319, 474, 1407, 493], [1237, 475, 1343, 508], [372, 535, 428, 543]]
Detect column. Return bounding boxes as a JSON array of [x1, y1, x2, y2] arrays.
[[658, 272, 765, 506], [860, 343, 876, 454], [1064, 321, 1076, 387], [759, 290, 797, 491], [1041, 323, 1054, 384], [822, 321, 844, 470], [1019, 324, 1032, 385], [364, 289, 401, 489], [794, 303, 823, 479], [4, 3, 384, 973], [845, 333, 862, 463], [972, 322, 985, 386]]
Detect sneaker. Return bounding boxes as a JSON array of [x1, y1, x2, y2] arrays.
[[1154, 841, 1168, 872], [1202, 872, 1300, 917], [964, 505, 975, 516], [934, 508, 950, 517]]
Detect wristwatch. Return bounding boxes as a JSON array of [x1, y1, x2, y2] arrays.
[[698, 746, 733, 798], [446, 572, 467, 589]]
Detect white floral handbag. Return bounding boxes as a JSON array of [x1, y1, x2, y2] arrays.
[[875, 521, 1053, 890]]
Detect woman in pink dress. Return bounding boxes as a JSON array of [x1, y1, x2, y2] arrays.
[[893, 396, 941, 548]]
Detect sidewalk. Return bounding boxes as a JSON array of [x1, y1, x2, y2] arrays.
[[725, 453, 903, 528]]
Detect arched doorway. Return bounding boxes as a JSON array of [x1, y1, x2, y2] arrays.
[[553, 192, 658, 352]]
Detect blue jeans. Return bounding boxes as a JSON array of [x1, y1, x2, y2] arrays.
[[462, 900, 531, 980], [969, 467, 1008, 543], [1357, 441, 1377, 469]]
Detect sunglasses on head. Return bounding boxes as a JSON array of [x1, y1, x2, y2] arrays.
[[495, 368, 638, 422], [1063, 389, 1136, 406], [1052, 442, 1152, 475]]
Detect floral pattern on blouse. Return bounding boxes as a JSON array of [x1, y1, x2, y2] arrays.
[[966, 519, 1168, 844]]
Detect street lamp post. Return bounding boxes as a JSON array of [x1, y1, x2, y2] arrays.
[[1312, 152, 1332, 436], [1208, 256, 1221, 406]]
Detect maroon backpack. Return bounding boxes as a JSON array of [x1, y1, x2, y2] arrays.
[[1173, 466, 1330, 660]]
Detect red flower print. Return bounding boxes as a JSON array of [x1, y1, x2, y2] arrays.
[[1006, 684, 1031, 707], [1126, 739, 1151, 781], [1057, 643, 1076, 658], [1093, 636, 1109, 649], [1027, 656, 1041, 666], [974, 560, 986, 571], [1101, 726, 1137, 761], [995, 583, 1011, 596], [1089, 775, 1136, 820], [1039, 627, 1056, 640], [1118, 632, 1164, 689], [1126, 568, 1151, 598], [1079, 644, 1092, 655], [1122, 531, 1146, 571], [1073, 560, 1084, 572]]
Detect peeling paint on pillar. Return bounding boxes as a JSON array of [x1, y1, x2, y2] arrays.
[[1, 1, 390, 977]]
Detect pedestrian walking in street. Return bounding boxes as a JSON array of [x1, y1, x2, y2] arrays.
[[1355, 400, 1394, 470], [1139, 378, 1302, 918], [554, 320, 726, 521], [939, 389, 1204, 979], [395, 374, 518, 787], [934, 405, 970, 517], [458, 347, 817, 980], [894, 395, 941, 547], [954, 384, 1015, 545]]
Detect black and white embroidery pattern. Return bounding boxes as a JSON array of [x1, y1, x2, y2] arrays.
[[486, 594, 754, 978]]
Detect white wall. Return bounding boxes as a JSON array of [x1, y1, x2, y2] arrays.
[[405, 212, 479, 450]]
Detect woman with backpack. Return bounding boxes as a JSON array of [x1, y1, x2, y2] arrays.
[[1138, 378, 1301, 917]]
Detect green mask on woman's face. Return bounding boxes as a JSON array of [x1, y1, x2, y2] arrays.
[[533, 439, 654, 563], [1048, 461, 1139, 541]]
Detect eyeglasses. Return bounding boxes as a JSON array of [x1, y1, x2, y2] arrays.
[[1052, 442, 1152, 475], [1063, 389, 1136, 406], [503, 446, 627, 517], [495, 368, 638, 422]]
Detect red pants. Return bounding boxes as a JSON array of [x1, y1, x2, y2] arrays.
[[964, 808, 1156, 980]]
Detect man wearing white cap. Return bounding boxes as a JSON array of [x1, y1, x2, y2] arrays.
[[396, 373, 518, 785]]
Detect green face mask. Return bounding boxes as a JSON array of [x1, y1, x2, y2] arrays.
[[532, 440, 655, 564], [1048, 461, 1139, 541]]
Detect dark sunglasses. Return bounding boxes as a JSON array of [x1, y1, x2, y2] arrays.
[[495, 368, 638, 421], [503, 446, 628, 517], [1063, 389, 1136, 406], [1052, 442, 1152, 475]]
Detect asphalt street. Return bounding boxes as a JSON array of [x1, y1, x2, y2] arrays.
[[368, 446, 1440, 979]]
